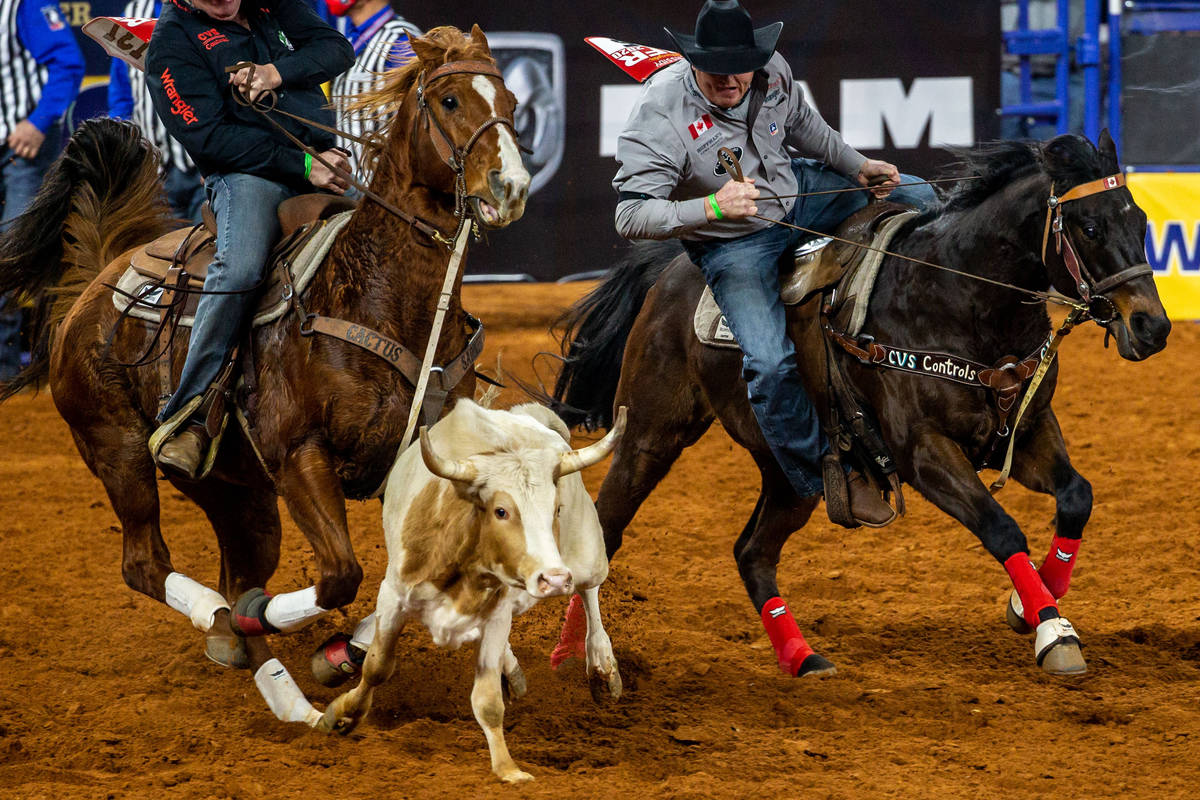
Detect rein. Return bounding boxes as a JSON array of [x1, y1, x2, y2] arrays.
[[226, 58, 515, 249]]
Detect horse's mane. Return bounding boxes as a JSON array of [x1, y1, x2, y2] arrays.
[[936, 135, 1107, 213], [344, 25, 494, 176]]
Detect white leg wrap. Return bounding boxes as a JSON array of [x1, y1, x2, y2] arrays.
[[164, 572, 229, 632], [350, 613, 377, 651], [254, 658, 322, 726], [263, 586, 327, 633], [1035, 616, 1080, 662]]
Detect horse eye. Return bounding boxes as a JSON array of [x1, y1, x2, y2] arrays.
[[1082, 222, 1099, 239], [441, 95, 459, 112], [494, 506, 508, 520]]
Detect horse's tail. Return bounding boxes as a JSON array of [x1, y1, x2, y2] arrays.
[[551, 240, 681, 430], [0, 118, 174, 399]]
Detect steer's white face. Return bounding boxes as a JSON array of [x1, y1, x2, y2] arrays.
[[468, 447, 573, 600]]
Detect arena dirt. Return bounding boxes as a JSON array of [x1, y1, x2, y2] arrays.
[[1, 282, 1197, 799]]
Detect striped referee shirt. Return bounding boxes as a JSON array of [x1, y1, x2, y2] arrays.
[[0, 0, 85, 142], [330, 8, 420, 179], [107, 0, 195, 175]]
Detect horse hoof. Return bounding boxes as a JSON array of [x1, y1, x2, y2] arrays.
[[1005, 590, 1033, 635], [795, 652, 837, 677], [317, 705, 358, 736], [1036, 617, 1086, 675], [498, 768, 534, 784], [311, 633, 365, 688], [204, 632, 250, 669]]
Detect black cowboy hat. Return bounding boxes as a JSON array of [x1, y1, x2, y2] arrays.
[[665, 0, 783, 75]]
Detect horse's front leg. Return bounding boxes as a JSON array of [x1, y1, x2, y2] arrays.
[[1005, 408, 1092, 632], [232, 442, 364, 638], [907, 431, 1085, 675], [472, 601, 532, 783]]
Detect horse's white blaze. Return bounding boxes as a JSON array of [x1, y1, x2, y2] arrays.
[[471, 75, 526, 186]]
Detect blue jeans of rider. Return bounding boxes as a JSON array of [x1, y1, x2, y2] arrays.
[[683, 158, 936, 499], [158, 172, 297, 423], [1, 126, 63, 381]]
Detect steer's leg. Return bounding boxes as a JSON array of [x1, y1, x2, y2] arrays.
[[736, 454, 829, 677], [1005, 409, 1092, 632], [472, 599, 531, 783], [318, 580, 406, 734], [906, 432, 1085, 675]]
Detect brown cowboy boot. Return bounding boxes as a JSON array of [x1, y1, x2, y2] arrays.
[[156, 423, 209, 479], [847, 471, 897, 528]]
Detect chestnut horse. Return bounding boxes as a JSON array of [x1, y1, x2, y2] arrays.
[[0, 26, 528, 714], [552, 133, 1170, 678]]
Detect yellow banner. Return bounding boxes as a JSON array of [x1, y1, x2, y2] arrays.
[[1127, 172, 1200, 320]]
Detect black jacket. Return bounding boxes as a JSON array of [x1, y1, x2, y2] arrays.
[[147, 0, 354, 190]]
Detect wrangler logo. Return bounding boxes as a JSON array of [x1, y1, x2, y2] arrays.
[[160, 69, 199, 126], [1055, 548, 1074, 563], [198, 29, 228, 50]]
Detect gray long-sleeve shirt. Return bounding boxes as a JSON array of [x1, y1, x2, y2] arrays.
[[612, 54, 866, 241]]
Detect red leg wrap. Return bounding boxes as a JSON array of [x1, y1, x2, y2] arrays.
[[1004, 553, 1058, 628], [1038, 536, 1081, 599], [760, 597, 815, 676], [550, 593, 587, 670]]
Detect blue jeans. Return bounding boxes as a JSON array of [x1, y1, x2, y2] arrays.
[[1, 125, 63, 380], [164, 165, 206, 225], [683, 158, 935, 498], [158, 172, 297, 422]]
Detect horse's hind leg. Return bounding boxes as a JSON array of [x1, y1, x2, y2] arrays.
[[69, 418, 233, 642], [172, 477, 282, 669], [1004, 408, 1092, 633], [735, 455, 831, 677], [906, 431, 1085, 675]]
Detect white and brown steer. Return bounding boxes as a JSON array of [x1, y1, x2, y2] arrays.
[[315, 400, 626, 783]]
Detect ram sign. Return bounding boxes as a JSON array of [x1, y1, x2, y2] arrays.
[[70, 0, 999, 280]]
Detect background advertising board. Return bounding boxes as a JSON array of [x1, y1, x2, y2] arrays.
[[67, 1, 1000, 281], [1128, 172, 1200, 321]]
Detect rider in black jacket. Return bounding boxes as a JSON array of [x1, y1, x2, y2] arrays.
[[147, 0, 354, 478]]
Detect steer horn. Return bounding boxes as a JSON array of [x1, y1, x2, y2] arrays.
[[419, 426, 479, 483], [556, 406, 627, 478]]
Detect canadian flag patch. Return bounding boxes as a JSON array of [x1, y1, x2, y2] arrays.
[[688, 114, 714, 139]]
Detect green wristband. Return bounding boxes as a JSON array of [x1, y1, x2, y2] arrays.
[[304, 152, 313, 180], [707, 193, 723, 220]]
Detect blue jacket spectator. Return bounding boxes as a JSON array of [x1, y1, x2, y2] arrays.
[[1, 0, 85, 382]]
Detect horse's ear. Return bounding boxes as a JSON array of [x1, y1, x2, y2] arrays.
[[1039, 134, 1079, 175], [1097, 128, 1121, 172], [410, 32, 443, 66], [469, 23, 492, 55]]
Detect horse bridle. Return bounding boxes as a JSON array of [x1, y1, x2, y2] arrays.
[[228, 57, 517, 248], [1040, 172, 1154, 324], [415, 59, 518, 174]]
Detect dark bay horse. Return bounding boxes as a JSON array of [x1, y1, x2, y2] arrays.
[[0, 26, 528, 715], [552, 133, 1170, 678]]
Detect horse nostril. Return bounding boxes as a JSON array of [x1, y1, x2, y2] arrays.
[[487, 169, 512, 203], [1131, 311, 1171, 348]]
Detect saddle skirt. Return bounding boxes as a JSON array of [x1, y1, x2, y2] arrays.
[[694, 203, 919, 349], [112, 198, 355, 329]]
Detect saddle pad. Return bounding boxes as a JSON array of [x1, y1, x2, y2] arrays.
[[112, 210, 353, 329], [838, 210, 918, 336]]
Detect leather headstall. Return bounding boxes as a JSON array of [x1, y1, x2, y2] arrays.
[[1040, 172, 1153, 321], [415, 60, 516, 173]]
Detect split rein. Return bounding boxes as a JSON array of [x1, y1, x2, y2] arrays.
[[713, 147, 1150, 491], [226, 58, 519, 249]]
